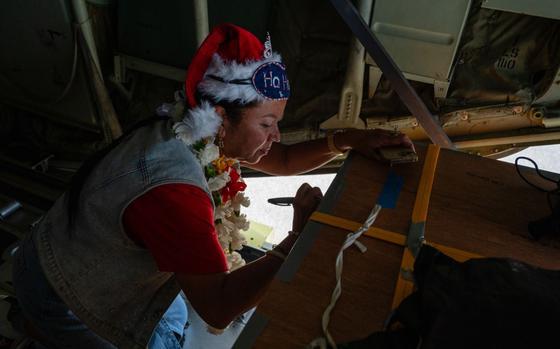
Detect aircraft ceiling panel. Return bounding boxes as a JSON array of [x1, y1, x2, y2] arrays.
[[0, 0, 100, 131], [117, 0, 274, 69], [482, 0, 560, 21]]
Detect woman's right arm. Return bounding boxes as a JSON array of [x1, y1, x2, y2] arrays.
[[176, 183, 323, 329], [175, 240, 289, 329]]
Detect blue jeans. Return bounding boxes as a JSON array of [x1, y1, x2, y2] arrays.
[[12, 234, 188, 349]]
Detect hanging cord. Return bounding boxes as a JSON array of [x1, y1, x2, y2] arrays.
[[515, 156, 560, 212], [50, 23, 80, 105], [309, 204, 383, 349]]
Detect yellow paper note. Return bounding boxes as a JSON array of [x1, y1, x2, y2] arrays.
[[243, 221, 273, 249]]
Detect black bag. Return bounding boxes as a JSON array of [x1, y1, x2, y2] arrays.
[[339, 245, 560, 349]]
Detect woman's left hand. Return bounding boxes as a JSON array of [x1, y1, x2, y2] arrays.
[[335, 129, 414, 160]]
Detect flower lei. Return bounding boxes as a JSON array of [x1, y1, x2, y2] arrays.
[[191, 138, 251, 271], [164, 96, 251, 333]]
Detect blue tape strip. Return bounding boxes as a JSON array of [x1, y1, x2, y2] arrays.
[[377, 171, 404, 208]]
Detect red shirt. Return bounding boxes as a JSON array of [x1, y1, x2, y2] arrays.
[[122, 184, 228, 274]]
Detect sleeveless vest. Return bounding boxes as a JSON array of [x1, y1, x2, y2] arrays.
[[34, 120, 211, 348]]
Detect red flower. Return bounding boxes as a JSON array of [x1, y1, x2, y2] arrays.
[[220, 167, 247, 202]]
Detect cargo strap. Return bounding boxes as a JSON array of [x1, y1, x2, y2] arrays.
[[392, 144, 440, 308], [310, 211, 406, 246], [310, 211, 481, 260], [309, 145, 481, 310]]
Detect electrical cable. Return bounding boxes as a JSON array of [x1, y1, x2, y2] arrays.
[[515, 156, 560, 212], [50, 23, 80, 105]]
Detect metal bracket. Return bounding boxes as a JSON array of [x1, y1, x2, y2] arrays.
[[434, 80, 450, 99]]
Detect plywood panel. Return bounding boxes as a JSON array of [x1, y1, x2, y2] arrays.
[[238, 145, 559, 349], [254, 231, 402, 348], [427, 149, 560, 268]]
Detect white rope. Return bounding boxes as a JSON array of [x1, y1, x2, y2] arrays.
[[308, 204, 383, 349]]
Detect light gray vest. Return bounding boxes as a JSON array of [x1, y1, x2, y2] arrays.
[[34, 120, 211, 348]]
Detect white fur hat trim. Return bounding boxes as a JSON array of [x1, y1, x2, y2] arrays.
[[172, 100, 222, 145], [197, 52, 283, 105]]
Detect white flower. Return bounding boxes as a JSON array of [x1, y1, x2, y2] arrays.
[[216, 219, 235, 236], [231, 192, 250, 211], [217, 235, 231, 251], [227, 251, 246, 271], [230, 230, 246, 251], [232, 213, 250, 231], [207, 172, 230, 192], [214, 201, 233, 221], [198, 143, 220, 167], [216, 219, 235, 250]]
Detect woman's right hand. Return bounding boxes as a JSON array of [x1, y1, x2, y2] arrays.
[[292, 183, 323, 233]]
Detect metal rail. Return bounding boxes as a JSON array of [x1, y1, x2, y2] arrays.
[[329, 0, 454, 149]]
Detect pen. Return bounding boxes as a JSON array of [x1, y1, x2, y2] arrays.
[[267, 197, 295, 206]]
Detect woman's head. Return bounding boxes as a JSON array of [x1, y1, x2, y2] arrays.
[[218, 99, 286, 164], [172, 23, 290, 158]]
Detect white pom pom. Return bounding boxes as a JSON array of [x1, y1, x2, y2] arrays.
[[172, 101, 222, 145]]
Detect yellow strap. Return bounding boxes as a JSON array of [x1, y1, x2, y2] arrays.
[[310, 211, 406, 246], [429, 242, 482, 262], [310, 210, 482, 263], [309, 213, 482, 261], [411, 144, 440, 223], [392, 144, 440, 308]]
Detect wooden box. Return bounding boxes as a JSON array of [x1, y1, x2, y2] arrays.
[[234, 144, 559, 348]]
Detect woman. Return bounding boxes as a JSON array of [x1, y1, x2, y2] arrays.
[[13, 24, 412, 349]]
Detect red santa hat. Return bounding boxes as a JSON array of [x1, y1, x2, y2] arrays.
[[185, 23, 289, 107], [163, 23, 290, 145]]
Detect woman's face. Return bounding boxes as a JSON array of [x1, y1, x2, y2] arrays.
[[220, 99, 287, 164]]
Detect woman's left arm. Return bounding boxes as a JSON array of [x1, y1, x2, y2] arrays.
[[244, 129, 413, 176]]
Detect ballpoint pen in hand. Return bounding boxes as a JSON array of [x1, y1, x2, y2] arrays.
[[267, 197, 295, 206]]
